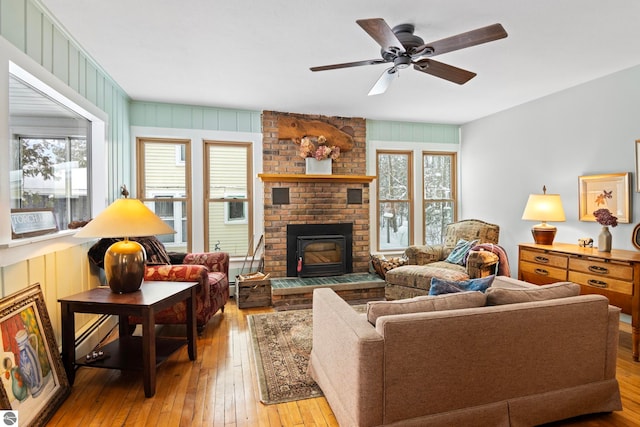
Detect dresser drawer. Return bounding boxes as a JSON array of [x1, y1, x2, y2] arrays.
[[569, 257, 633, 281], [568, 271, 633, 295], [519, 260, 568, 284], [519, 248, 568, 269]]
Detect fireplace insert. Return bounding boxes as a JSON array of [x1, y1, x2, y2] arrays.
[[286, 223, 353, 277], [297, 235, 346, 277]]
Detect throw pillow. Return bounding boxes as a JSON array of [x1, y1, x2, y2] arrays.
[[133, 236, 172, 265], [445, 239, 479, 265], [366, 291, 487, 325], [485, 282, 581, 305], [428, 275, 495, 295], [88, 236, 171, 269]]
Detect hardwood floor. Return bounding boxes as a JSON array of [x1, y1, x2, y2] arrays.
[[47, 298, 640, 426]]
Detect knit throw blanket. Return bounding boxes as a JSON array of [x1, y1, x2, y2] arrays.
[[471, 243, 511, 277]]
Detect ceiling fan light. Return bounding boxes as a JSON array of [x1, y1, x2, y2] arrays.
[[394, 56, 412, 69]]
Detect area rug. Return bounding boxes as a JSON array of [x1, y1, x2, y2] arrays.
[[247, 308, 320, 404], [247, 305, 366, 405]]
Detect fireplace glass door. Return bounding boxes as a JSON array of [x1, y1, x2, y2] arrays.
[[297, 235, 346, 277]]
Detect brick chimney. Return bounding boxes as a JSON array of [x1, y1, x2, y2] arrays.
[[261, 111, 371, 278]]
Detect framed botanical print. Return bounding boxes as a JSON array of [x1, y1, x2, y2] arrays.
[[578, 172, 631, 223]]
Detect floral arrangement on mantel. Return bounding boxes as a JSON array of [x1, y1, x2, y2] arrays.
[[593, 208, 618, 227], [299, 135, 341, 161]]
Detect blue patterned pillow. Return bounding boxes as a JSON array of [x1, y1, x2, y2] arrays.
[[429, 275, 495, 295], [445, 239, 478, 265]]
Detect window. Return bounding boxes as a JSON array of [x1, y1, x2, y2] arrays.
[[205, 141, 252, 256], [9, 74, 90, 234], [376, 151, 412, 251], [137, 138, 191, 252], [423, 152, 456, 245]]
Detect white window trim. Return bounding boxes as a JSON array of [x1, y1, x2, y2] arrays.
[[0, 50, 107, 261]]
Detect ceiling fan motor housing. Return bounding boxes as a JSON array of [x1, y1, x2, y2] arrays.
[[381, 23, 433, 60]]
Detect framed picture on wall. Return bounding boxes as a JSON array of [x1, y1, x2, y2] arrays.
[[0, 284, 70, 426], [578, 172, 631, 223], [636, 140, 640, 192]]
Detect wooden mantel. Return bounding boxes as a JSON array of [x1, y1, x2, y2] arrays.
[[258, 173, 376, 183]]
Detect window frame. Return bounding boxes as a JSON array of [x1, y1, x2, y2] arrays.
[[5, 62, 106, 245], [422, 151, 457, 245], [204, 140, 253, 255], [136, 137, 192, 252], [375, 149, 414, 252]]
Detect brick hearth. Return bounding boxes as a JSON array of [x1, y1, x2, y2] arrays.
[[261, 111, 370, 278]]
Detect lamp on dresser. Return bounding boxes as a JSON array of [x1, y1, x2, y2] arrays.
[[521, 185, 566, 245]]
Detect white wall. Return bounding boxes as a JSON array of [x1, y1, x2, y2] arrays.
[[460, 65, 640, 275]]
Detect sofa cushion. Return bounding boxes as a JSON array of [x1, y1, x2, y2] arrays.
[[366, 291, 486, 325], [385, 263, 468, 291], [429, 275, 495, 295], [445, 239, 478, 265], [485, 282, 581, 305]]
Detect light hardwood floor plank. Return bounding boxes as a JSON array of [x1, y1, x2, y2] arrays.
[[46, 298, 640, 426]]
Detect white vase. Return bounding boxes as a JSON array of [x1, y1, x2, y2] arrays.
[[305, 158, 332, 175], [598, 226, 612, 252]]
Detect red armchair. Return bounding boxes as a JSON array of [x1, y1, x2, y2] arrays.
[[133, 252, 230, 332], [88, 237, 229, 333]]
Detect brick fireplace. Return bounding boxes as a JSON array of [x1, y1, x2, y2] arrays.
[[260, 111, 371, 278]]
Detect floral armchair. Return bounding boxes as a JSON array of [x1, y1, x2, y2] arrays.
[[88, 237, 229, 332], [384, 219, 508, 300]]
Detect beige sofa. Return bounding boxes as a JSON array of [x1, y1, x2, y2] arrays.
[[308, 277, 622, 426]]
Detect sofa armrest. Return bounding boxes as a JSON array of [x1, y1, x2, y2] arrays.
[[183, 252, 229, 276], [144, 264, 210, 302], [308, 289, 384, 427], [404, 245, 444, 265], [466, 250, 499, 278]]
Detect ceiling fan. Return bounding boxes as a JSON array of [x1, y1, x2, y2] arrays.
[[310, 18, 508, 95]]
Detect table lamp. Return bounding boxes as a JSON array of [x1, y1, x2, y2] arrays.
[[75, 185, 175, 293], [521, 185, 566, 245]]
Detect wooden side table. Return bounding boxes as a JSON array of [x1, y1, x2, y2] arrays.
[[519, 243, 640, 361], [59, 281, 198, 397]]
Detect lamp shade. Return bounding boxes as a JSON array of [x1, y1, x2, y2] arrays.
[[75, 197, 175, 293], [522, 190, 566, 245], [521, 194, 566, 222], [75, 198, 175, 238]]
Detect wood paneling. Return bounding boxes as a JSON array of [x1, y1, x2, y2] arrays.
[[367, 120, 459, 144]]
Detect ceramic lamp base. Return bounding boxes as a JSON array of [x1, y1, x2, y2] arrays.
[[104, 239, 146, 293], [531, 225, 557, 245]]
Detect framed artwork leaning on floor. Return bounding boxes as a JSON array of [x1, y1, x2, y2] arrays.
[[0, 283, 70, 427]]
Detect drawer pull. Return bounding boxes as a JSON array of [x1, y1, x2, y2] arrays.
[[534, 256, 549, 264], [587, 279, 608, 288], [534, 268, 549, 276], [588, 265, 609, 274]]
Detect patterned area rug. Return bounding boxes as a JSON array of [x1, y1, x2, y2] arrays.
[[247, 308, 320, 404], [248, 305, 366, 405]]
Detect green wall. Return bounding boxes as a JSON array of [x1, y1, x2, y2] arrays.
[[367, 120, 459, 144], [130, 101, 261, 132], [1, 0, 131, 199]]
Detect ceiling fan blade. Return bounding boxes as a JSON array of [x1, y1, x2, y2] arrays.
[[310, 59, 387, 72], [368, 67, 398, 96], [415, 23, 508, 57], [413, 59, 476, 85], [357, 18, 404, 52]]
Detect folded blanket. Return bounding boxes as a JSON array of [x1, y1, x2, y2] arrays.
[[471, 243, 510, 277]]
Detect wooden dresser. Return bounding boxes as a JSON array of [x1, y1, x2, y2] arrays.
[[518, 242, 640, 361]]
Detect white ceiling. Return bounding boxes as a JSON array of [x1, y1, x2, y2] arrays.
[[40, 0, 640, 125]]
